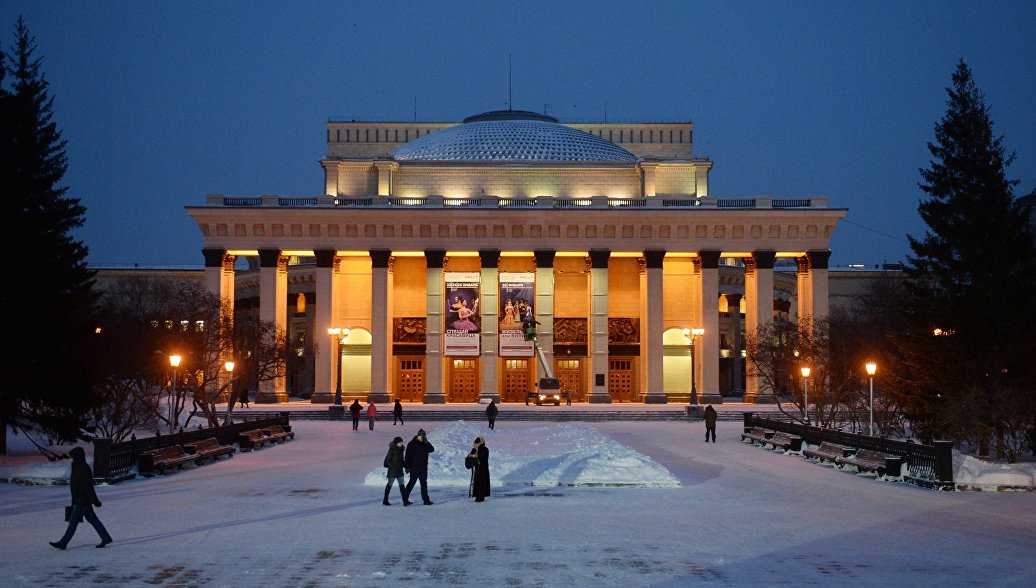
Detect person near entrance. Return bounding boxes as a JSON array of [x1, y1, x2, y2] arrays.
[[486, 399, 498, 429], [383, 437, 409, 506], [704, 405, 717, 443], [366, 401, 377, 431], [465, 437, 491, 502], [349, 399, 362, 431], [404, 429, 435, 505], [392, 399, 404, 425]]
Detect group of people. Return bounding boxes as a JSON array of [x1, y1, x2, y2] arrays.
[[382, 428, 491, 505], [348, 399, 406, 430]]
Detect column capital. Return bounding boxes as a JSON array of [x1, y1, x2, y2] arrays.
[[534, 249, 556, 268], [314, 249, 336, 268], [589, 249, 611, 268], [807, 250, 831, 270], [478, 249, 500, 269], [698, 250, 721, 269], [644, 249, 666, 269], [370, 249, 392, 268], [424, 249, 446, 268], [203, 248, 227, 267], [752, 250, 776, 269], [258, 249, 285, 268]]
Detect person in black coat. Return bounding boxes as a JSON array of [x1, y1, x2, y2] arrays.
[[465, 437, 491, 502], [383, 437, 409, 506], [50, 447, 113, 549], [403, 429, 435, 505], [349, 399, 362, 431], [486, 399, 498, 429], [392, 399, 404, 425], [704, 405, 718, 443]]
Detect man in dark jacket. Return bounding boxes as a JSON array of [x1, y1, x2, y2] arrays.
[[393, 399, 404, 425], [486, 399, 498, 429], [50, 447, 113, 549], [704, 404, 718, 443], [349, 399, 362, 430], [465, 437, 491, 502], [404, 429, 435, 505], [383, 437, 409, 506]]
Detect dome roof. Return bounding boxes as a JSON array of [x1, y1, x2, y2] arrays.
[[390, 110, 638, 163]]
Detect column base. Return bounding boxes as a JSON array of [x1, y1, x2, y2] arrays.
[[368, 392, 391, 404], [422, 393, 447, 404], [587, 392, 612, 404], [256, 391, 288, 403], [743, 391, 777, 404], [698, 392, 724, 405], [328, 405, 346, 420], [310, 391, 335, 404], [642, 392, 668, 404], [479, 393, 501, 404]]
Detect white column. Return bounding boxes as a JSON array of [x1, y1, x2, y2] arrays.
[[423, 250, 446, 403], [311, 250, 339, 403], [588, 250, 612, 403], [479, 250, 500, 402], [744, 251, 776, 403], [535, 249, 556, 395], [808, 250, 831, 321], [643, 250, 666, 403], [697, 251, 723, 404], [257, 249, 288, 403], [369, 250, 392, 403]]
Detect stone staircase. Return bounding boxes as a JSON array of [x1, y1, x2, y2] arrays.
[[222, 407, 751, 423]]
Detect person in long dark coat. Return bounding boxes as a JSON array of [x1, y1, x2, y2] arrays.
[[383, 437, 409, 506], [486, 399, 498, 429], [403, 429, 435, 505], [50, 447, 113, 549], [392, 399, 404, 425], [465, 437, 491, 502], [349, 399, 362, 431], [704, 404, 718, 443]]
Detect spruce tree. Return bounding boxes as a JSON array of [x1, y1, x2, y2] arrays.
[[0, 18, 98, 454], [898, 60, 1036, 448]]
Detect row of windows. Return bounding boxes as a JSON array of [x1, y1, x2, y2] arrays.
[[328, 127, 690, 145]]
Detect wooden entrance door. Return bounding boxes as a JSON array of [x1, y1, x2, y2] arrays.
[[449, 359, 478, 403], [609, 358, 636, 402], [396, 358, 424, 402], [503, 359, 530, 403], [555, 358, 584, 402]]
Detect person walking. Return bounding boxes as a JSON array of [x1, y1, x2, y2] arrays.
[[50, 447, 113, 550], [404, 429, 435, 505], [383, 437, 410, 506], [366, 401, 377, 431], [704, 404, 717, 443], [393, 399, 404, 426], [349, 399, 362, 431], [465, 437, 491, 502], [486, 399, 498, 430]]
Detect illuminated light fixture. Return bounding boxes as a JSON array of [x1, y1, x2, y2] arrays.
[[610, 252, 643, 258], [390, 251, 426, 257], [800, 366, 811, 424], [720, 251, 752, 258], [500, 251, 535, 257], [224, 361, 235, 372], [776, 251, 807, 258], [169, 355, 182, 368], [849, 264, 865, 269], [665, 252, 698, 258], [334, 251, 370, 257], [444, 251, 480, 257], [865, 361, 877, 436], [227, 249, 259, 256], [281, 250, 314, 257], [556, 251, 590, 257]]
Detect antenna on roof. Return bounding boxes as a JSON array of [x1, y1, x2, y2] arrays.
[[508, 53, 513, 111]]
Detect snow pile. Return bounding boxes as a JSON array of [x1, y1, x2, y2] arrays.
[[362, 421, 680, 488], [952, 450, 1036, 488]]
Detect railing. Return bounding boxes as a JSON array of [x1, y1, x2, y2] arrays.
[[771, 198, 811, 208], [717, 198, 756, 208], [744, 412, 953, 489], [278, 197, 318, 207], [223, 197, 262, 206], [92, 413, 290, 483]]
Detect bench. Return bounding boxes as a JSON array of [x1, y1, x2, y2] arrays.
[[261, 424, 295, 443], [138, 445, 196, 475], [765, 431, 804, 453], [836, 449, 905, 479], [237, 429, 272, 452], [740, 426, 775, 445], [183, 437, 236, 462], [803, 441, 855, 464]]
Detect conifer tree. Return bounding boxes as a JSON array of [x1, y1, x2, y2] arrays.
[[0, 18, 98, 454], [897, 60, 1036, 451]]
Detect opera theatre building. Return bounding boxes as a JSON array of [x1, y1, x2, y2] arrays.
[[186, 110, 845, 405]]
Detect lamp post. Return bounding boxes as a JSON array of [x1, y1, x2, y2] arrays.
[[169, 355, 181, 429], [800, 366, 811, 425], [327, 328, 349, 406], [224, 360, 235, 406], [683, 327, 705, 405], [865, 361, 877, 436]]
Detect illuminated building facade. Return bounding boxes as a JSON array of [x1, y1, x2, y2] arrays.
[[187, 110, 845, 404]]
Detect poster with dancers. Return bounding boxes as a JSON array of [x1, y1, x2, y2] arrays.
[[499, 272, 535, 357], [444, 272, 481, 357]]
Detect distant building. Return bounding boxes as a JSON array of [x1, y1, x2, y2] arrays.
[[186, 110, 846, 404]]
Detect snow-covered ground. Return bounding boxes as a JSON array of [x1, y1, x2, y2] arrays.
[[2, 419, 1035, 586]]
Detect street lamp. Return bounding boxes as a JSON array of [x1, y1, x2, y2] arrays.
[[683, 327, 705, 405], [169, 355, 181, 428], [327, 328, 349, 406], [865, 361, 877, 436], [224, 360, 235, 405], [800, 366, 811, 425]]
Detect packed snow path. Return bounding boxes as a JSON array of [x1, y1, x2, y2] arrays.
[[1, 421, 1034, 586]]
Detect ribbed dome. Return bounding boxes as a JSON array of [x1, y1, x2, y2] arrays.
[[391, 110, 637, 163]]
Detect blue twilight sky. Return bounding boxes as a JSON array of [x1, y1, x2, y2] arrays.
[[2, 2, 1034, 268]]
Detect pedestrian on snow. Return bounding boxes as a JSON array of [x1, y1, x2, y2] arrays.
[[239, 387, 249, 408], [349, 399, 362, 430], [393, 399, 404, 426], [367, 401, 377, 431], [704, 404, 717, 443], [383, 437, 409, 506], [465, 436, 491, 502], [486, 399, 498, 429], [404, 429, 435, 505], [50, 447, 113, 550]]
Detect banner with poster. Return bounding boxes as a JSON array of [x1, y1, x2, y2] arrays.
[[444, 272, 481, 357], [499, 272, 535, 357]]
